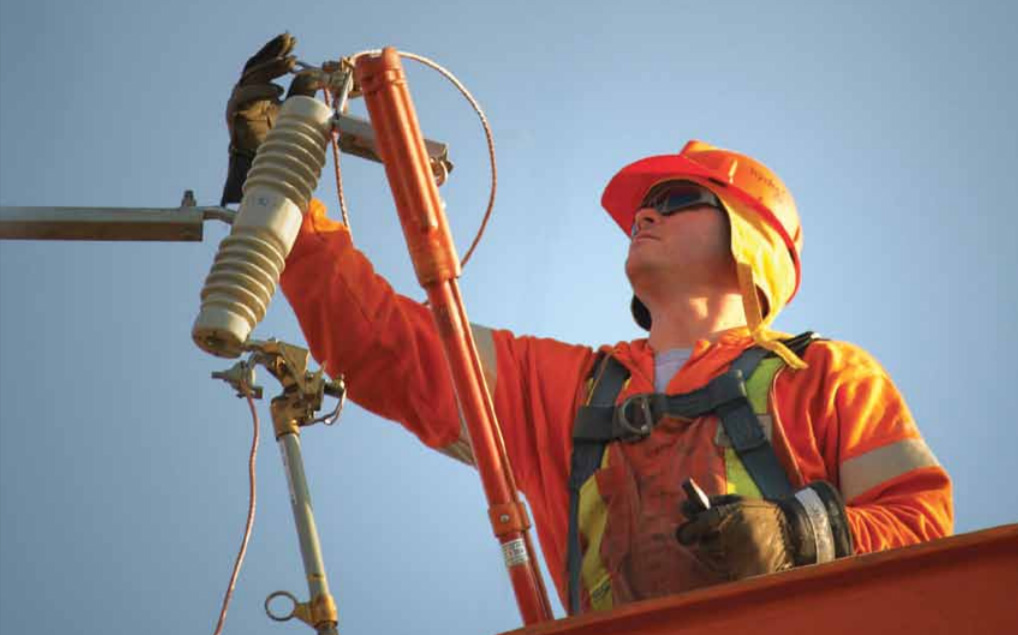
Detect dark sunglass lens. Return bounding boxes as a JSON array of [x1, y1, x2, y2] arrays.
[[661, 190, 707, 214]]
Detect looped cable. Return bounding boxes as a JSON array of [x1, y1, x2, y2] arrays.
[[390, 50, 497, 267], [336, 49, 498, 269]]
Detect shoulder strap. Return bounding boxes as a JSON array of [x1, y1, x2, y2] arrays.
[[718, 331, 816, 500], [567, 353, 628, 615]]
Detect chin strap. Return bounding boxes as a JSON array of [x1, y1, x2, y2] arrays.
[[737, 262, 807, 370]]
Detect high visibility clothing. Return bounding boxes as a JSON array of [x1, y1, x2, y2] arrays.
[[572, 346, 807, 612], [280, 200, 953, 611]]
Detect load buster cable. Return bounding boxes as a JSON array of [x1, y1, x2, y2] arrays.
[[311, 49, 498, 269]]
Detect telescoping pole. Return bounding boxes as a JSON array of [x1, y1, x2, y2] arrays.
[[355, 48, 553, 625], [272, 399, 339, 635]]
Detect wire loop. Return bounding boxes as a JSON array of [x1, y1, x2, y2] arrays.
[[303, 49, 498, 269]]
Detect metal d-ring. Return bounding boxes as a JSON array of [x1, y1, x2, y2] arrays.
[[615, 393, 656, 440]]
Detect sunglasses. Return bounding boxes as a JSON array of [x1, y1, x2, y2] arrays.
[[631, 184, 721, 237]]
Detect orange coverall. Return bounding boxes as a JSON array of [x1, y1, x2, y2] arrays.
[[280, 201, 953, 607]]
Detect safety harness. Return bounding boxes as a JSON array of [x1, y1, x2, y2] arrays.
[[566, 332, 817, 614]]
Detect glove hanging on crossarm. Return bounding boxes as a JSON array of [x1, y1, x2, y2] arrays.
[[221, 33, 320, 205], [676, 481, 853, 581]]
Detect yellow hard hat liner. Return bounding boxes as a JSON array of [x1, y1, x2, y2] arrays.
[[717, 191, 807, 370]]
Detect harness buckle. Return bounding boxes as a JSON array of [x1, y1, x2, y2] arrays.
[[615, 393, 656, 441]]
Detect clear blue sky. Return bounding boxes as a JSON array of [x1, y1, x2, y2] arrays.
[[1, 1, 1016, 633]]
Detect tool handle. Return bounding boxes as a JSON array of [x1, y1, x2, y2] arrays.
[[354, 46, 552, 626], [683, 478, 712, 514]]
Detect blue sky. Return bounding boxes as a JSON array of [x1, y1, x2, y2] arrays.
[[1, 1, 1016, 634]]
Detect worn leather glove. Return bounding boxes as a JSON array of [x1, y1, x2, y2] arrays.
[[676, 482, 853, 581], [221, 33, 320, 205]]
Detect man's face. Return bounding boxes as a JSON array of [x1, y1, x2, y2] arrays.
[[625, 182, 736, 292]]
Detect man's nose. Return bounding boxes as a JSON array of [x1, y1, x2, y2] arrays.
[[631, 207, 661, 236]]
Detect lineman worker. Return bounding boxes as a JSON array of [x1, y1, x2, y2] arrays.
[[222, 35, 953, 614]]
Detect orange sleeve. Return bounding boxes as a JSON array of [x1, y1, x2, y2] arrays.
[[280, 200, 462, 449], [280, 202, 594, 603], [778, 341, 953, 554]]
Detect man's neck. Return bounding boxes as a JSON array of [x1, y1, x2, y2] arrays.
[[644, 292, 747, 351]]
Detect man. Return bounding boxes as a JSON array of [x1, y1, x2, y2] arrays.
[[223, 35, 952, 615]]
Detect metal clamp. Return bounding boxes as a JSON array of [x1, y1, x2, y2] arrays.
[[211, 360, 263, 399], [264, 590, 338, 629]]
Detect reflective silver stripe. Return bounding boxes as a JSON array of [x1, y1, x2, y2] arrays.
[[438, 433, 475, 466], [437, 324, 497, 467], [794, 487, 835, 564], [438, 410, 476, 466], [840, 437, 941, 502], [471, 323, 498, 394]]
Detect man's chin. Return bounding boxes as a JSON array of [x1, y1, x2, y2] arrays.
[[625, 259, 665, 294], [626, 252, 667, 277]]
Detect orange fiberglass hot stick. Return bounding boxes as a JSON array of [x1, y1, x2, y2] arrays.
[[355, 48, 553, 625]]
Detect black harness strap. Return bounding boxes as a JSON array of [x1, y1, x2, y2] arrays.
[[565, 332, 816, 614], [574, 371, 750, 443], [567, 354, 628, 615], [719, 333, 815, 500]]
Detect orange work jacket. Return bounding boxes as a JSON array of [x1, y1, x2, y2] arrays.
[[280, 201, 953, 610]]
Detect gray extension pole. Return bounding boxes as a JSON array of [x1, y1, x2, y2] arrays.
[[278, 431, 340, 635]]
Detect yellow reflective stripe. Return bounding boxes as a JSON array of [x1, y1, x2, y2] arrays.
[[745, 358, 782, 413], [471, 323, 497, 395], [840, 437, 941, 502], [724, 357, 780, 498], [725, 447, 763, 498], [578, 454, 613, 612]]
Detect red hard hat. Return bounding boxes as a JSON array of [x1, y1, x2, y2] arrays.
[[602, 140, 802, 296]]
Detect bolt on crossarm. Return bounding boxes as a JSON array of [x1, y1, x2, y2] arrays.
[[354, 48, 553, 625]]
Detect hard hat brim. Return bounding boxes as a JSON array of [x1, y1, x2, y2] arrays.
[[601, 154, 714, 235]]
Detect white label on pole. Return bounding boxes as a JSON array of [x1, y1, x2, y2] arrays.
[[502, 538, 529, 568]]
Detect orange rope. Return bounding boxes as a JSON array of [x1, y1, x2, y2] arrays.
[[212, 388, 260, 635]]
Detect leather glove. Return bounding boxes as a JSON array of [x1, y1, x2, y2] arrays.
[[676, 482, 853, 581], [221, 33, 320, 205]]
